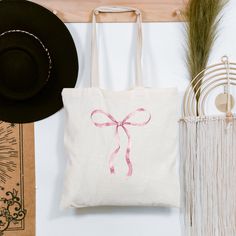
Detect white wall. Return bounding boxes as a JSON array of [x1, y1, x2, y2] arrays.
[[35, 1, 236, 235]]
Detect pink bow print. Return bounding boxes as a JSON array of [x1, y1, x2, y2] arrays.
[[91, 108, 151, 176]]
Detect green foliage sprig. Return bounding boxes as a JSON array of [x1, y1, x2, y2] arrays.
[[185, 0, 227, 102]]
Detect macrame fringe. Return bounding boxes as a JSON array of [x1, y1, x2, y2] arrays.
[[180, 117, 236, 236]]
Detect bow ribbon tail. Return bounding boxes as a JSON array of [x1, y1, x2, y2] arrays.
[[109, 126, 120, 174], [123, 126, 133, 176]]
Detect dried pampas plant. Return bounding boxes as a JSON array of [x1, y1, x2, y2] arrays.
[[185, 0, 227, 103]]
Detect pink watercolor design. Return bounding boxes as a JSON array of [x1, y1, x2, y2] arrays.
[[91, 108, 151, 176]]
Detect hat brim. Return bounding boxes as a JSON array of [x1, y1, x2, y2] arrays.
[[0, 0, 79, 123]]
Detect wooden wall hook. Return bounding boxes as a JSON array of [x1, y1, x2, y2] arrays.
[[52, 9, 58, 15], [30, 0, 187, 23]]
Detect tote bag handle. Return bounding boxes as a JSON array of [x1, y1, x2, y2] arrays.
[[91, 6, 143, 88]]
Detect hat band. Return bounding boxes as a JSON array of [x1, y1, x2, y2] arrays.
[[0, 29, 52, 84]]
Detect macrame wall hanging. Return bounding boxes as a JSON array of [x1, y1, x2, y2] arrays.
[[180, 56, 236, 236]]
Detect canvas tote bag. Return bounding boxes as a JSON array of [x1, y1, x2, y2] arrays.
[[61, 6, 180, 208]]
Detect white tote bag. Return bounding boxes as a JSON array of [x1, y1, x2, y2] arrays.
[[61, 6, 180, 208]]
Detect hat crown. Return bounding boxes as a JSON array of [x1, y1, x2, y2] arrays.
[[0, 30, 51, 101], [1, 49, 36, 92]]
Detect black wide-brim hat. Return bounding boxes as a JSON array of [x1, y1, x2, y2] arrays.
[[0, 0, 78, 123]]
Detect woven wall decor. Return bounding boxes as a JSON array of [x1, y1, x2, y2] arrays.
[[180, 57, 236, 236]]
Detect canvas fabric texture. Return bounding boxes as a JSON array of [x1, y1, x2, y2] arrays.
[[61, 6, 180, 208]]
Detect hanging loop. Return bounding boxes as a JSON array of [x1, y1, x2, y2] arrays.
[[91, 6, 143, 88], [222, 56, 233, 123]]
